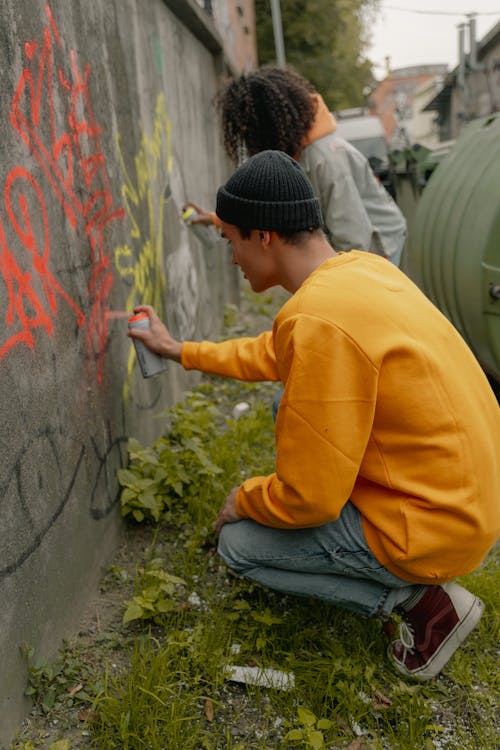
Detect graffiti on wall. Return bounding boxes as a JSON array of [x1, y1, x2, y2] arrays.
[[0, 3, 129, 579], [0, 2, 125, 382], [114, 91, 202, 402], [0, 2, 204, 579], [115, 93, 171, 312], [0, 420, 128, 580], [115, 93, 172, 399]]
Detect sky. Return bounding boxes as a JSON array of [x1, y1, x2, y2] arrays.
[[367, 1, 500, 78]]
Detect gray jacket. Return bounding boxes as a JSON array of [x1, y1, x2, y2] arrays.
[[300, 132, 407, 265]]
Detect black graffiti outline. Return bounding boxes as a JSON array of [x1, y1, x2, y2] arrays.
[[0, 422, 129, 577], [0, 430, 85, 579], [89, 427, 129, 520]]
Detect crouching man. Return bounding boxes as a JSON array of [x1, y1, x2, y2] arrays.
[[129, 150, 500, 680]]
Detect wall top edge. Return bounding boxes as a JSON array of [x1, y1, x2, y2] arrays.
[[162, 0, 224, 55]]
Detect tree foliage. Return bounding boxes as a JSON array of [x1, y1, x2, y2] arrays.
[[255, 0, 379, 110]]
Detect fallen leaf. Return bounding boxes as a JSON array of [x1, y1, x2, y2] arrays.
[[345, 740, 368, 750], [67, 683, 83, 696], [204, 698, 215, 722], [373, 689, 392, 709], [78, 709, 97, 722]]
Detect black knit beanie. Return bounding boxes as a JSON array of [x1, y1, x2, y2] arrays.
[[216, 150, 322, 232]]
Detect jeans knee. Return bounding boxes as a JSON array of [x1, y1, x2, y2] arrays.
[[217, 523, 250, 573]]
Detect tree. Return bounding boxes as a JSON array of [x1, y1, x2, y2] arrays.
[[255, 0, 379, 110]]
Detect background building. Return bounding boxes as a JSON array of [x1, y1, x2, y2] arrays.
[[424, 18, 500, 141], [370, 64, 448, 149]]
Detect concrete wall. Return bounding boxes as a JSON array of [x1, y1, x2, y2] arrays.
[[0, 0, 239, 742]]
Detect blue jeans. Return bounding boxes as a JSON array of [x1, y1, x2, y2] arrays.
[[218, 500, 419, 618]]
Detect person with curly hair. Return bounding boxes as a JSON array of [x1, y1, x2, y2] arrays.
[[186, 65, 406, 266]]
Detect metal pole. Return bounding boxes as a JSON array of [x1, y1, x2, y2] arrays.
[[270, 0, 286, 66]]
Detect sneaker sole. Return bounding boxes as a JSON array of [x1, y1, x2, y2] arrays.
[[390, 589, 484, 681]]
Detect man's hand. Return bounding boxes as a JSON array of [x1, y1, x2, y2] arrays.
[[128, 305, 182, 362], [215, 486, 243, 536]]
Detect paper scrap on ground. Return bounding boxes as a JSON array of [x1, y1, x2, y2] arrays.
[[232, 401, 250, 419], [224, 665, 295, 691]]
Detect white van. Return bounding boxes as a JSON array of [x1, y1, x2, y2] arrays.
[[335, 110, 395, 198]]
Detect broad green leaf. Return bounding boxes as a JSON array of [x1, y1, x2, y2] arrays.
[[297, 706, 317, 727], [123, 601, 144, 623], [142, 586, 161, 601], [43, 690, 56, 709], [308, 730, 325, 749], [120, 488, 137, 504], [172, 481, 184, 497], [117, 469, 139, 488], [49, 742, 71, 750], [159, 582, 175, 595], [251, 608, 282, 625], [138, 490, 160, 511], [316, 719, 333, 730], [127, 437, 143, 454], [283, 729, 304, 741], [425, 724, 446, 733], [74, 690, 91, 701], [135, 597, 156, 611]]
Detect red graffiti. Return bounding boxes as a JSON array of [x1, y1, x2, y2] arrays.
[[0, 3, 125, 380]]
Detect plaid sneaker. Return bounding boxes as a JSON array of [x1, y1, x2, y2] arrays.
[[388, 582, 484, 681]]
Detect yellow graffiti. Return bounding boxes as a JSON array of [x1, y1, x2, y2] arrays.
[[115, 93, 172, 400]]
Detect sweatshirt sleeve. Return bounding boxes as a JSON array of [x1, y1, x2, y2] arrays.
[[181, 330, 280, 382], [236, 313, 378, 527]]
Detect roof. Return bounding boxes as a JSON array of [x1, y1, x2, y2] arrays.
[[423, 81, 453, 112], [423, 19, 500, 112], [335, 115, 386, 140]]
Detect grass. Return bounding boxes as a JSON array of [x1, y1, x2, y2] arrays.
[[11, 283, 500, 750]]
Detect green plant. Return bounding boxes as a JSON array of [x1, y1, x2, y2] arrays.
[[223, 303, 239, 330], [283, 706, 334, 749], [118, 393, 225, 523], [123, 557, 186, 624], [21, 642, 97, 715]]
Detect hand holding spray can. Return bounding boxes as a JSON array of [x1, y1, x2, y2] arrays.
[[128, 312, 167, 378], [181, 205, 213, 246]]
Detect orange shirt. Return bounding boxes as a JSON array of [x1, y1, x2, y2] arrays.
[[182, 252, 500, 583]]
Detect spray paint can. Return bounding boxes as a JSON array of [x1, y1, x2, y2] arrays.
[[128, 312, 167, 378], [181, 206, 213, 246]]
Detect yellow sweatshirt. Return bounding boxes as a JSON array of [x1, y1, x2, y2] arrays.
[[182, 252, 500, 584]]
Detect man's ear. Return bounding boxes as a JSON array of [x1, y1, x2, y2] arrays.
[[258, 230, 273, 246]]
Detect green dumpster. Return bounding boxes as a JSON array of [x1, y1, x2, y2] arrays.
[[407, 114, 500, 385], [390, 141, 453, 274]]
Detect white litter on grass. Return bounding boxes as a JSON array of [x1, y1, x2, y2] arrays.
[[188, 591, 202, 607], [351, 720, 365, 736], [224, 665, 295, 691], [232, 401, 250, 419], [230, 643, 242, 654]]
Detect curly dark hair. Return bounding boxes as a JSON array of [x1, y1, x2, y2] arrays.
[[216, 65, 317, 163]]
